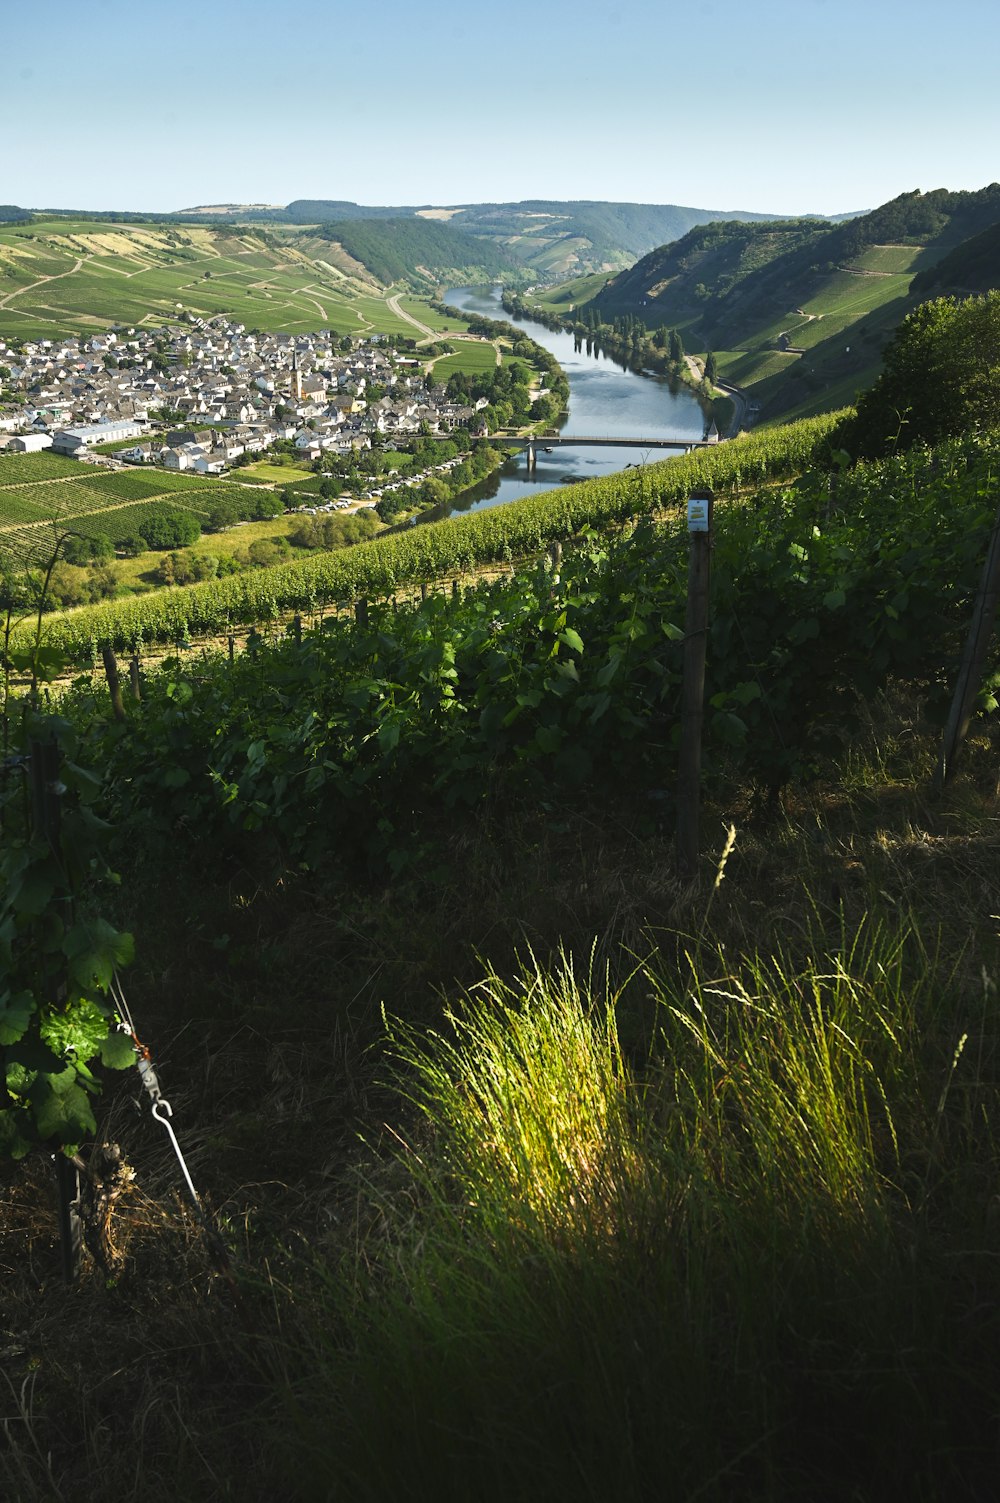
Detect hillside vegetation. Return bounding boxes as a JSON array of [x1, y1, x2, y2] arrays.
[[4, 250, 1000, 1503], [3, 396, 1000, 1498], [0, 219, 436, 339], [543, 185, 1000, 420], [317, 216, 523, 287]]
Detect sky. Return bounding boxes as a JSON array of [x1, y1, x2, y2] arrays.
[[4, 0, 998, 219]]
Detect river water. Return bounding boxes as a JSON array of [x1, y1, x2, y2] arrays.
[[433, 284, 707, 516]]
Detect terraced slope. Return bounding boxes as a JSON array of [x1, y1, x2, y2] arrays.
[[0, 220, 425, 340]]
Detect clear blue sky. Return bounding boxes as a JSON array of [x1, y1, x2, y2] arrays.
[[4, 0, 997, 218]]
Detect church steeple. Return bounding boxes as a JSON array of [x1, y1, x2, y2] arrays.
[[290, 345, 302, 402]]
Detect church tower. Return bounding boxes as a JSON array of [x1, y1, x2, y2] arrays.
[[290, 346, 303, 402]]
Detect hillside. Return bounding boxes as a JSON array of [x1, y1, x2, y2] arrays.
[[444, 199, 787, 278], [4, 415, 1000, 1501], [910, 219, 1000, 296], [191, 198, 811, 280], [568, 185, 1000, 419], [317, 216, 524, 287], [12, 199, 854, 286], [0, 219, 441, 340]]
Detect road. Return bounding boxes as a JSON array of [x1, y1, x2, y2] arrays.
[[386, 291, 503, 365], [0, 256, 87, 310], [685, 354, 748, 436]]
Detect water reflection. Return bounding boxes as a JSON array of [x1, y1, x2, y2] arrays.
[[433, 285, 707, 517]]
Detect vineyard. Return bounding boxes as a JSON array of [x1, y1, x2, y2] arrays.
[[14, 414, 839, 655], [4, 408, 1000, 1503], [0, 455, 279, 563], [57, 423, 1000, 872]]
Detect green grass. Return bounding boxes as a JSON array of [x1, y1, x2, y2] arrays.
[[0, 459, 282, 561], [279, 913, 1000, 1502], [846, 245, 924, 274], [431, 342, 501, 379], [0, 220, 452, 340], [717, 347, 802, 387], [238, 461, 312, 484], [0, 452, 88, 483], [529, 273, 610, 313]]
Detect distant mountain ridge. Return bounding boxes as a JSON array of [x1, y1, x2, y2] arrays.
[[283, 198, 836, 279]]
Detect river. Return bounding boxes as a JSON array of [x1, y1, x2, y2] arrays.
[[432, 284, 708, 516]]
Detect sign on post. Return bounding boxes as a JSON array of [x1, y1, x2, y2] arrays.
[[676, 489, 714, 881]]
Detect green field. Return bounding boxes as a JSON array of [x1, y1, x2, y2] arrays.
[[0, 453, 272, 563], [238, 460, 313, 484], [717, 348, 803, 387], [0, 221, 471, 341], [431, 342, 502, 380], [529, 274, 611, 314]]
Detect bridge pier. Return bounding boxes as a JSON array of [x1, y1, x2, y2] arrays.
[[526, 444, 536, 472]]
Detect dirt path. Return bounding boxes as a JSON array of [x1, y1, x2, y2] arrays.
[[385, 292, 502, 364], [387, 291, 434, 337], [0, 255, 88, 309]]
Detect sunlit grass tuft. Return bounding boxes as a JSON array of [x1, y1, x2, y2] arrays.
[[277, 915, 1000, 1501]]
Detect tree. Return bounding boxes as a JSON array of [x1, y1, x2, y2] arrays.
[[206, 499, 238, 532], [705, 350, 718, 386], [844, 291, 1000, 458], [139, 507, 201, 550], [669, 329, 685, 365], [248, 538, 291, 568]]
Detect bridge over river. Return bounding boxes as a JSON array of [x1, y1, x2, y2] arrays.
[[491, 432, 718, 470]]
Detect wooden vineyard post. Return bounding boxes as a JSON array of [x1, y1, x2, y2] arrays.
[[228, 633, 235, 663], [293, 613, 302, 646], [101, 645, 126, 722], [452, 579, 460, 601], [676, 489, 714, 882], [129, 653, 142, 702], [932, 493, 1000, 795], [355, 598, 369, 628], [29, 735, 82, 1282], [421, 582, 428, 602]]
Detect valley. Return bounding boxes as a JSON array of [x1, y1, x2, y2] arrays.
[[2, 180, 1000, 1503]]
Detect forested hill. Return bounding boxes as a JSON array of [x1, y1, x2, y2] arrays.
[[317, 217, 524, 286], [584, 218, 830, 327], [910, 220, 1000, 297], [586, 186, 1000, 340], [269, 198, 807, 279], [285, 200, 418, 223], [573, 185, 1000, 420]]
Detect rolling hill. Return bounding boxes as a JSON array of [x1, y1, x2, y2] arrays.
[[282, 197, 798, 280], [0, 220, 438, 341], [316, 216, 524, 287], [565, 185, 1000, 420]]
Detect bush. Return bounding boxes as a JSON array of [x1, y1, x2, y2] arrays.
[[840, 291, 1000, 458]]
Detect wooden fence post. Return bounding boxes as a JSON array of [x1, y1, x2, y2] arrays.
[[932, 494, 1000, 795], [676, 489, 714, 882], [101, 645, 125, 723], [293, 613, 302, 646], [29, 736, 82, 1282], [129, 653, 142, 702]]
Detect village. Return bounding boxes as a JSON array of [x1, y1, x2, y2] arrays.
[[0, 315, 493, 479]]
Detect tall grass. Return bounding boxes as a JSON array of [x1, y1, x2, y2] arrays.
[[279, 920, 1000, 1502]]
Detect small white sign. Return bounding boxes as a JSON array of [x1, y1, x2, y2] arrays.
[[687, 497, 710, 532]]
